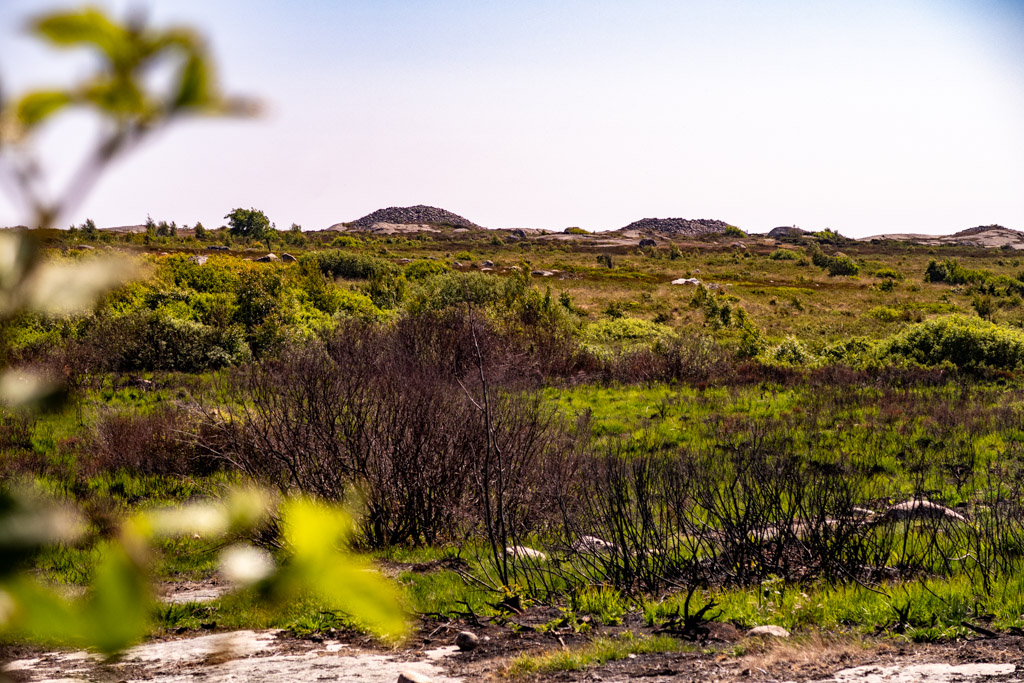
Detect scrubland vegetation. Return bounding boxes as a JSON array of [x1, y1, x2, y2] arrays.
[[9, 223, 1024, 674]]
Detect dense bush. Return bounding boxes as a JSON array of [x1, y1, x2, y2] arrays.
[[582, 318, 676, 351], [924, 259, 985, 285], [404, 259, 451, 280], [301, 250, 395, 280], [878, 315, 1024, 370], [86, 311, 249, 372], [768, 249, 800, 261]]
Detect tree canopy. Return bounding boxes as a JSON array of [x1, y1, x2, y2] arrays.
[[225, 207, 272, 241]]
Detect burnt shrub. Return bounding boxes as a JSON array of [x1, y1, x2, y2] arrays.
[[209, 311, 583, 548], [83, 406, 219, 477]]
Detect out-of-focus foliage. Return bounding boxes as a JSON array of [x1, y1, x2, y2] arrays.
[[0, 6, 404, 656]]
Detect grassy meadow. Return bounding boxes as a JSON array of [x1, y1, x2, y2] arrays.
[[8, 223, 1024, 673]]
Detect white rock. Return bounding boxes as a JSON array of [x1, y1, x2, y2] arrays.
[[882, 500, 967, 523], [398, 671, 433, 683], [506, 545, 547, 561], [671, 277, 701, 285], [747, 625, 790, 638], [575, 535, 616, 553]]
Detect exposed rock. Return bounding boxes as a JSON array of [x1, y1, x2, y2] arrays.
[[506, 545, 547, 561], [619, 217, 734, 236], [767, 226, 807, 239], [255, 254, 278, 263], [482, 260, 494, 267], [530, 270, 554, 277], [347, 205, 481, 231], [638, 238, 657, 247], [280, 253, 297, 263], [398, 258, 412, 264], [454, 631, 478, 651], [826, 663, 1014, 682], [188, 255, 208, 265], [881, 500, 967, 523], [72, 244, 95, 250], [860, 224, 1024, 250], [207, 245, 229, 251], [509, 229, 527, 239], [398, 672, 433, 683], [671, 277, 701, 286], [575, 535, 615, 553], [747, 625, 790, 638]]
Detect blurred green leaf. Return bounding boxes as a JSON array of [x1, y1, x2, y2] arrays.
[[16, 90, 72, 128], [82, 542, 152, 655], [279, 499, 407, 638], [31, 8, 130, 67], [174, 52, 211, 110]]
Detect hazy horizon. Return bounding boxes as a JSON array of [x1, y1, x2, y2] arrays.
[[1, 0, 1022, 237]]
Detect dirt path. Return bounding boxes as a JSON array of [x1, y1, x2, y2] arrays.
[[5, 627, 1024, 682], [3, 630, 463, 682]]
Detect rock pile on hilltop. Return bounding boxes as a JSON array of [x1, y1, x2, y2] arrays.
[[619, 217, 733, 236], [347, 205, 481, 230], [767, 226, 807, 238]]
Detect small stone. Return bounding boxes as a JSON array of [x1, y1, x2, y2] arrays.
[[482, 260, 494, 267], [747, 625, 790, 638], [281, 253, 297, 262], [397, 671, 432, 683], [506, 545, 547, 561], [455, 630, 479, 651]]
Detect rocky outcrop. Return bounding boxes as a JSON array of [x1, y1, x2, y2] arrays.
[[619, 217, 734, 236], [346, 205, 482, 230], [767, 226, 807, 238]]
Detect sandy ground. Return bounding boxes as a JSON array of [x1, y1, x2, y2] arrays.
[[5, 625, 1024, 682]]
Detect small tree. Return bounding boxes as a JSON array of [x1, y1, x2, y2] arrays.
[[193, 222, 207, 240], [81, 217, 98, 239], [225, 207, 271, 246]]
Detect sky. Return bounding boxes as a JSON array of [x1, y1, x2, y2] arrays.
[[0, 0, 1022, 236]]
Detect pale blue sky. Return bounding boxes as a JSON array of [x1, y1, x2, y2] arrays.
[[1, 0, 1022, 235]]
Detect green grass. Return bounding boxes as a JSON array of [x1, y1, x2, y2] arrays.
[[504, 631, 687, 677]]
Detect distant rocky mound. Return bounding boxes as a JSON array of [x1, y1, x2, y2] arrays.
[[346, 205, 482, 231], [618, 217, 733, 236], [767, 226, 807, 238], [953, 224, 1010, 238], [861, 224, 1024, 250]]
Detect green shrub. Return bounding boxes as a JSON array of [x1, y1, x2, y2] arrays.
[[768, 249, 799, 261], [564, 227, 589, 235], [162, 255, 241, 293], [826, 254, 859, 276], [924, 259, 985, 285], [302, 250, 394, 280], [330, 235, 360, 248], [877, 315, 1024, 370], [582, 317, 676, 350], [762, 336, 814, 366], [92, 310, 249, 372], [404, 259, 451, 280], [874, 267, 903, 280], [408, 271, 511, 311], [723, 225, 746, 238], [867, 306, 901, 323]]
